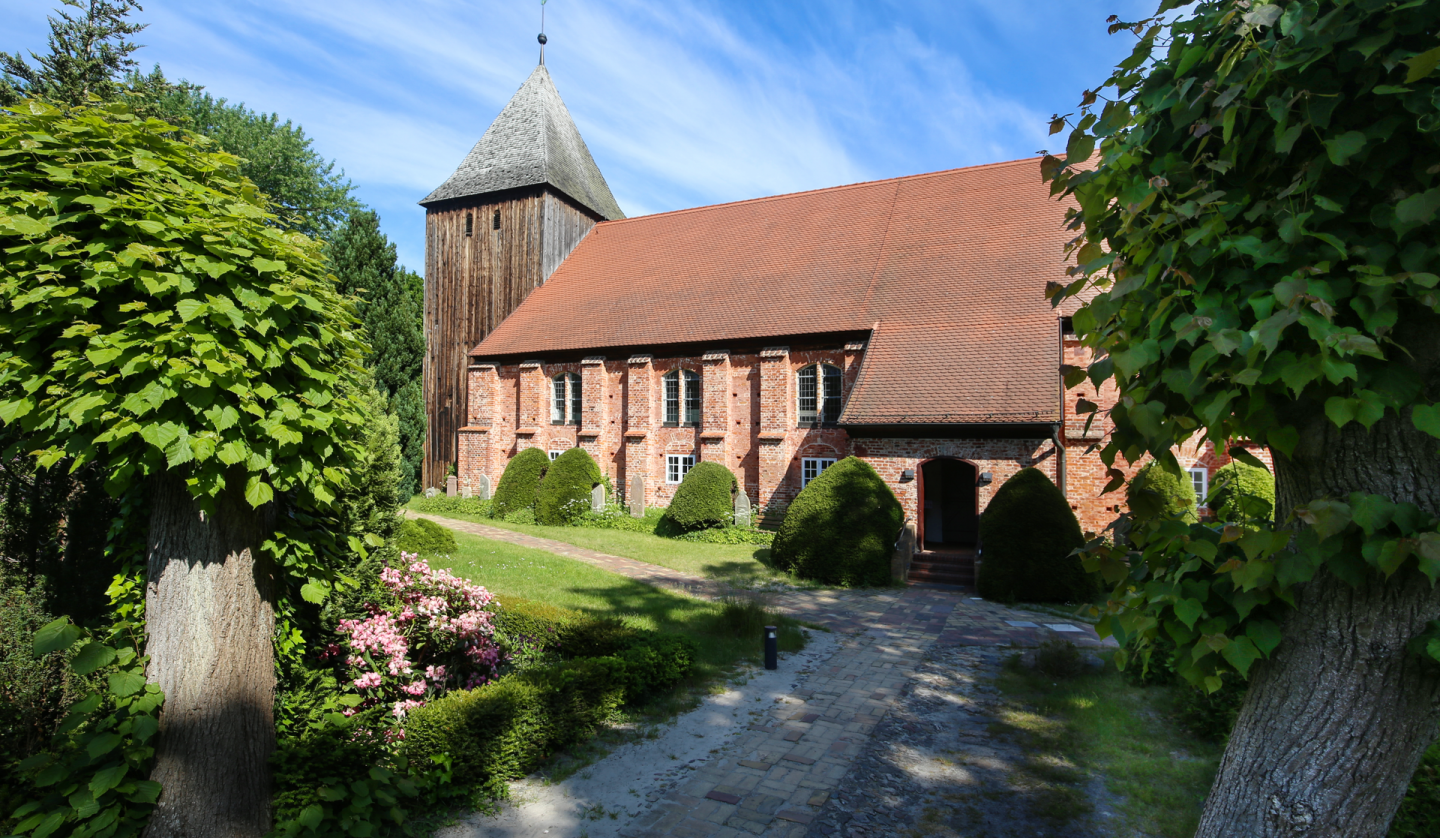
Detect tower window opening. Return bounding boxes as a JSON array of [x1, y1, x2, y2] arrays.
[[493, 210, 501, 230], [464, 213, 473, 236]]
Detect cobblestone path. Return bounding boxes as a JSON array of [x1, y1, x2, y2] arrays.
[[411, 511, 1117, 837]]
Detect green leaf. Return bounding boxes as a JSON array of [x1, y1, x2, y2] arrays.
[[299, 804, 324, 830], [300, 581, 328, 604], [107, 670, 146, 697], [86, 732, 123, 759], [1221, 636, 1262, 677], [1404, 45, 1440, 83], [1323, 132, 1366, 165], [1, 213, 53, 237], [244, 475, 274, 508], [30, 812, 66, 838], [1173, 598, 1203, 629], [70, 642, 117, 676], [1396, 188, 1440, 225], [33, 617, 83, 656], [1325, 397, 1358, 429], [89, 764, 128, 797], [1246, 620, 1282, 658], [175, 299, 208, 322]]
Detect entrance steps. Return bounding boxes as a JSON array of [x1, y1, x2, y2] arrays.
[[908, 548, 976, 587]]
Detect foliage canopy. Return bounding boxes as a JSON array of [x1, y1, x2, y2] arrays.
[[1045, 0, 1440, 689], [771, 457, 902, 587]]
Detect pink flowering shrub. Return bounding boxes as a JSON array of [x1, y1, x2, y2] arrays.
[[327, 552, 502, 725]]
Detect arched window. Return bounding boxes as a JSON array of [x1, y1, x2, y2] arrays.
[[552, 372, 581, 425], [797, 364, 842, 425], [662, 369, 701, 426]]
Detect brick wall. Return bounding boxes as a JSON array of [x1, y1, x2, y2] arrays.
[[457, 338, 1267, 533]]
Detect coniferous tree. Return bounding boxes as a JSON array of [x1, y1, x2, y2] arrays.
[[329, 211, 426, 498], [0, 0, 146, 107]]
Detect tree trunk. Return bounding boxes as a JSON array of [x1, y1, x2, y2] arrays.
[[1197, 309, 1440, 837], [142, 473, 276, 838]]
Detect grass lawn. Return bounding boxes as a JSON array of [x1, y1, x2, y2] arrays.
[[409, 501, 807, 588], [428, 529, 805, 683], [992, 652, 1223, 837]]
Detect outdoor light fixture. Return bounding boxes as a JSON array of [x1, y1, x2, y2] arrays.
[[900, 469, 915, 482], [764, 625, 778, 670], [977, 472, 993, 486]]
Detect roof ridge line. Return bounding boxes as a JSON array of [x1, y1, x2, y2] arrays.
[[591, 156, 1044, 227]]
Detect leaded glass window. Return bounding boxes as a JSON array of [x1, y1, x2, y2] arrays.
[[551, 373, 581, 425], [663, 370, 701, 426], [798, 364, 843, 425]]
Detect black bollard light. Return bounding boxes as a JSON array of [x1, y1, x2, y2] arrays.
[[764, 625, 778, 670]]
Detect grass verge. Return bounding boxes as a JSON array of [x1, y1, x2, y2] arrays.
[[992, 649, 1222, 837], [410, 502, 809, 588]]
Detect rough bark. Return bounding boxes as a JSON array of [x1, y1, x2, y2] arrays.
[[1197, 312, 1440, 837], [142, 473, 276, 838]]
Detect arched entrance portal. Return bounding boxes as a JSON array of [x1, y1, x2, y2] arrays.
[[918, 458, 978, 551]]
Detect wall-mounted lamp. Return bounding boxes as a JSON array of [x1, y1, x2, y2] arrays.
[[900, 469, 915, 482], [977, 472, 993, 486]]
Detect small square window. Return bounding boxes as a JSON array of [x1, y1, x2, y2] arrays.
[[549, 450, 565, 461], [1187, 467, 1209, 507], [666, 454, 695, 484], [801, 458, 836, 488]]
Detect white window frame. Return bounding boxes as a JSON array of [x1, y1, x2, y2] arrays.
[[551, 372, 580, 425], [797, 364, 843, 425], [662, 370, 701, 426], [801, 457, 837, 488], [1187, 467, 1209, 508], [666, 454, 696, 484]]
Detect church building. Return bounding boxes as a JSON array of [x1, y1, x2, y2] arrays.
[[420, 62, 1257, 583]]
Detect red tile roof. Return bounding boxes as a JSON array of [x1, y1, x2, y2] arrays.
[[473, 157, 1073, 425]]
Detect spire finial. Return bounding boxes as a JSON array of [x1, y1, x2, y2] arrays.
[[538, 0, 548, 65]]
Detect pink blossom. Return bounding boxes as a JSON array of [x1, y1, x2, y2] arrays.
[[402, 680, 427, 696], [353, 672, 382, 690], [392, 699, 424, 718]]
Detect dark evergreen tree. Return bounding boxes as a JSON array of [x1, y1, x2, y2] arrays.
[[329, 210, 426, 498], [1, 0, 146, 107]]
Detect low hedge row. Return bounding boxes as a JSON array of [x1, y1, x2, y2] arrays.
[[402, 633, 695, 795], [492, 597, 642, 659], [396, 517, 457, 555]]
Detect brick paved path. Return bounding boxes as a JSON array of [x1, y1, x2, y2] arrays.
[[410, 512, 1116, 837]]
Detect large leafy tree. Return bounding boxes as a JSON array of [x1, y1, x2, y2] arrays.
[[0, 0, 146, 107], [1047, 2, 1440, 834], [0, 101, 369, 835], [329, 211, 426, 497]]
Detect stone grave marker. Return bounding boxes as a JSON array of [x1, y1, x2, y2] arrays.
[[460, 482, 472, 499], [734, 490, 752, 528], [629, 474, 645, 518], [424, 487, 438, 499], [477, 473, 491, 501], [591, 483, 606, 512], [446, 475, 458, 497]]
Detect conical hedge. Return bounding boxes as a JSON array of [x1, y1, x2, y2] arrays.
[[536, 448, 604, 525], [771, 457, 903, 587], [491, 447, 550, 519], [1210, 460, 1275, 524], [975, 467, 1093, 603], [1126, 461, 1199, 522], [662, 462, 737, 531]]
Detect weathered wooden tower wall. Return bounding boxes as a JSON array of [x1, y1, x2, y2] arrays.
[[421, 187, 600, 488]]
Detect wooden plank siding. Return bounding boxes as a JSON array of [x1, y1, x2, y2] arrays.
[[422, 187, 600, 488]]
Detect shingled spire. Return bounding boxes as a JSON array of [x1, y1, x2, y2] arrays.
[[420, 65, 624, 220]]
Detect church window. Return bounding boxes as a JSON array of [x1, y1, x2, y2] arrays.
[[797, 364, 842, 425], [801, 457, 836, 488], [464, 212, 473, 236], [552, 372, 581, 425], [666, 454, 695, 484], [493, 210, 501, 230], [1187, 467, 1209, 508], [662, 370, 701, 426]]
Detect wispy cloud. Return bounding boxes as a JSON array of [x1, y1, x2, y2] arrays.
[[6, 0, 1154, 269]]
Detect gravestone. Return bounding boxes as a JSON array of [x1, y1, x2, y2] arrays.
[[425, 487, 438, 499], [446, 475, 458, 497], [460, 482, 472, 499], [734, 491, 752, 528], [477, 473, 491, 501], [629, 474, 645, 518], [591, 484, 606, 512]]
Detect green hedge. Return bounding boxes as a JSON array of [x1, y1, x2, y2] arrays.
[[1210, 460, 1275, 524], [535, 448, 604, 526], [771, 457, 903, 587], [408, 495, 492, 517], [491, 448, 550, 519], [396, 517, 456, 555], [975, 467, 1093, 604], [1126, 461, 1199, 522], [492, 597, 641, 660], [403, 634, 695, 796], [663, 462, 737, 531]]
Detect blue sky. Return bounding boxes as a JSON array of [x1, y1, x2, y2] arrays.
[[9, 0, 1157, 272]]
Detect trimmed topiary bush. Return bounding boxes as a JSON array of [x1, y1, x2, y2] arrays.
[[1209, 460, 1275, 524], [770, 457, 903, 587], [663, 462, 737, 531], [535, 448, 604, 525], [975, 467, 1093, 603], [491, 447, 550, 519], [1126, 461, 1198, 522], [395, 517, 457, 555]]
